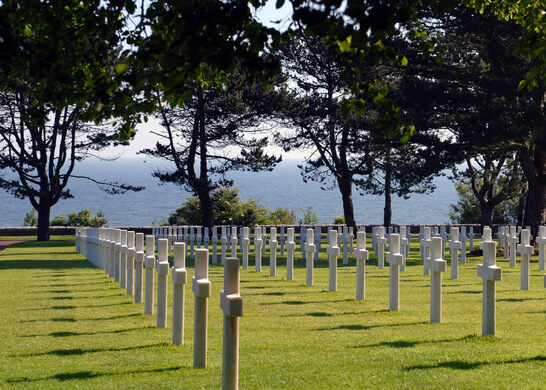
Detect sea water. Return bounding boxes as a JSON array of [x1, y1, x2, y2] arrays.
[[0, 158, 456, 227]]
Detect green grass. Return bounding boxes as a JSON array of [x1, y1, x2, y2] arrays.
[[0, 235, 75, 241], [0, 237, 544, 389]]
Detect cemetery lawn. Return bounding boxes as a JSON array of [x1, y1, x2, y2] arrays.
[[0, 237, 544, 389]]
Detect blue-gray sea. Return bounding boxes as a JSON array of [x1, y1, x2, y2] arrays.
[[1, 158, 457, 227]]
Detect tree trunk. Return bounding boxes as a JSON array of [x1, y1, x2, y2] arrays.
[[383, 152, 392, 227], [37, 201, 51, 241], [338, 176, 357, 231], [198, 189, 214, 230], [480, 202, 494, 227], [519, 147, 546, 240]]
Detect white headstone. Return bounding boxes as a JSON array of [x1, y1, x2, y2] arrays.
[[305, 228, 316, 286], [427, 237, 447, 323], [376, 227, 386, 269], [241, 227, 250, 270], [449, 227, 461, 280], [269, 227, 278, 276], [134, 233, 145, 303], [144, 235, 156, 315], [156, 238, 169, 328], [254, 227, 263, 272], [193, 248, 211, 368], [286, 228, 296, 281], [536, 226, 546, 271], [172, 242, 187, 345]]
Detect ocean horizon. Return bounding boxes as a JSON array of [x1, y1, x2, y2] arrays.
[[1, 158, 457, 227]]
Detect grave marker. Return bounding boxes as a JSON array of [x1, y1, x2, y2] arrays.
[[342, 226, 350, 265], [134, 233, 145, 303], [422, 227, 432, 275], [286, 228, 295, 281], [212, 227, 218, 264], [305, 228, 316, 286], [269, 227, 278, 276], [172, 242, 187, 345], [254, 227, 263, 272], [221, 258, 243, 390], [377, 226, 386, 269], [157, 238, 170, 328], [536, 226, 546, 271], [144, 235, 156, 315], [126, 231, 135, 295], [478, 240, 502, 335], [460, 226, 467, 264], [120, 230, 128, 289], [449, 227, 461, 280], [387, 234, 403, 311], [400, 226, 408, 271], [355, 231, 369, 300], [517, 229, 533, 291], [193, 248, 211, 368], [508, 226, 518, 268], [469, 227, 475, 249], [114, 229, 122, 282], [221, 227, 228, 265], [327, 230, 340, 292], [241, 227, 250, 269], [231, 227, 238, 258], [427, 237, 447, 323]]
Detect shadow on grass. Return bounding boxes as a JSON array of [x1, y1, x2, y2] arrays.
[[284, 309, 390, 318], [21, 325, 155, 338], [19, 341, 170, 357], [262, 298, 353, 306], [498, 297, 545, 302], [0, 259, 93, 270], [405, 355, 545, 371], [26, 301, 131, 311], [19, 318, 77, 323], [7, 365, 183, 383], [316, 321, 428, 332], [445, 290, 481, 295], [353, 334, 480, 349]]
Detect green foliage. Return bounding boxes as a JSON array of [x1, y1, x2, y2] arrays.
[[168, 187, 296, 226], [448, 180, 518, 224], [50, 209, 108, 227], [23, 210, 37, 227], [333, 215, 346, 225], [298, 207, 319, 225]]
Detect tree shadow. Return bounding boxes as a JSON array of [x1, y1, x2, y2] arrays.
[[262, 298, 353, 306], [19, 342, 170, 357], [405, 355, 545, 371], [7, 365, 183, 383], [283, 309, 390, 318], [445, 290, 481, 295]]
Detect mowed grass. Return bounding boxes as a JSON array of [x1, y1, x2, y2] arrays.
[[0, 236, 544, 389]]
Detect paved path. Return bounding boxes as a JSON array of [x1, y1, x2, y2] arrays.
[[0, 240, 23, 252]]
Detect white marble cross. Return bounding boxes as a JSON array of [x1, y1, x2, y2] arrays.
[[269, 227, 278, 276], [254, 227, 263, 272], [459, 226, 467, 264], [221, 227, 228, 265], [400, 226, 408, 271], [342, 226, 350, 264], [204, 227, 210, 251], [468, 226, 475, 249], [280, 226, 285, 257], [231, 227, 238, 258], [190, 227, 195, 259], [241, 227, 250, 270], [314, 227, 322, 261], [126, 231, 135, 296], [300, 227, 307, 260], [120, 230, 128, 289], [449, 227, 461, 280], [286, 228, 296, 280], [517, 229, 534, 290], [377, 226, 386, 269], [327, 229, 340, 292], [427, 237, 447, 323], [536, 226, 546, 271], [212, 227, 218, 264], [156, 238, 170, 328], [508, 226, 518, 268], [193, 248, 211, 368], [221, 257, 243, 390], [172, 242, 187, 345], [480, 226, 492, 250], [144, 235, 156, 315], [422, 227, 432, 275], [478, 240, 502, 336], [305, 228, 316, 285], [440, 226, 447, 254], [114, 229, 122, 283], [134, 233, 145, 303], [387, 234, 404, 311], [355, 231, 369, 300], [349, 227, 354, 254], [501, 226, 509, 259]]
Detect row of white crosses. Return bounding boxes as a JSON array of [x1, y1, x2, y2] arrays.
[[77, 228, 242, 389]]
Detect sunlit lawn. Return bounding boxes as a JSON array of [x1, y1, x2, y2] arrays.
[[0, 235, 544, 389]]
